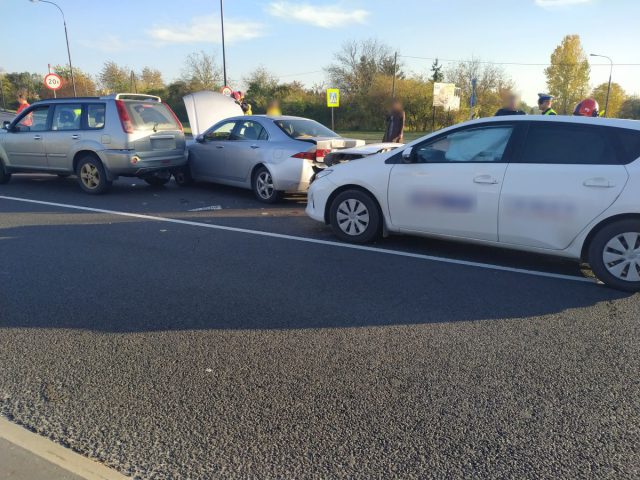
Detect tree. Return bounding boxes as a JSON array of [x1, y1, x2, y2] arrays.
[[99, 61, 130, 93], [591, 82, 626, 118], [244, 67, 291, 113], [181, 51, 222, 91], [544, 35, 590, 114], [619, 97, 640, 120], [325, 38, 400, 97], [41, 65, 97, 98], [430, 59, 444, 83], [138, 67, 164, 93]]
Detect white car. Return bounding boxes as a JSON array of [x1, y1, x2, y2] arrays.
[[306, 115, 640, 291]]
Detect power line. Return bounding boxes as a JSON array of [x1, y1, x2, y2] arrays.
[[399, 54, 640, 67]]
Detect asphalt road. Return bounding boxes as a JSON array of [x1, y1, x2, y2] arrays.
[[0, 174, 639, 479]]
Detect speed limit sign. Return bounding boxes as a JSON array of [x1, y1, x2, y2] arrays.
[[220, 85, 233, 97], [44, 73, 62, 91]]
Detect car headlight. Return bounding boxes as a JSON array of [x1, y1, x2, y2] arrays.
[[314, 169, 333, 180]]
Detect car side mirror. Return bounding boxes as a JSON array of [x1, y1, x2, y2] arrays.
[[401, 147, 413, 163], [2, 121, 11, 131], [195, 134, 205, 143]]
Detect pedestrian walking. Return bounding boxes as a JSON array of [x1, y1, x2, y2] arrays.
[[494, 94, 526, 116], [382, 99, 405, 143], [538, 94, 557, 115]]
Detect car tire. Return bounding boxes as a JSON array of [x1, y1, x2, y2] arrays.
[[143, 171, 172, 187], [0, 162, 11, 185], [252, 166, 282, 203], [329, 189, 381, 243], [173, 166, 193, 187], [588, 219, 640, 292], [76, 155, 112, 194]]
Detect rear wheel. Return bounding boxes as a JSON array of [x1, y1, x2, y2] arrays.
[[76, 155, 111, 194], [588, 219, 640, 292], [143, 171, 172, 187], [329, 189, 381, 243], [173, 166, 193, 187], [252, 166, 282, 203]]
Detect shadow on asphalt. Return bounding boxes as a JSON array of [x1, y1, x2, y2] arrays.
[[0, 201, 631, 332]]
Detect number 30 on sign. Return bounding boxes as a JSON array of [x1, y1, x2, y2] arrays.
[[44, 73, 62, 91]]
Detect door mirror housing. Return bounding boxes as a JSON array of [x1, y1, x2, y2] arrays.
[[401, 146, 413, 163], [2, 121, 11, 131], [195, 134, 205, 143]]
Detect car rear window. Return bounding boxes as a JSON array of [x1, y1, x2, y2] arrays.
[[124, 101, 180, 131], [614, 128, 640, 164], [274, 119, 339, 139]]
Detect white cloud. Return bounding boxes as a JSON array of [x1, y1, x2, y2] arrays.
[[534, 0, 591, 7], [79, 35, 128, 53], [267, 2, 369, 28], [147, 15, 265, 44]]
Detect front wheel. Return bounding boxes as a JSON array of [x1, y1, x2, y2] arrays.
[[329, 189, 381, 243], [588, 220, 640, 292], [173, 166, 193, 187], [76, 155, 111, 194], [252, 166, 282, 203]]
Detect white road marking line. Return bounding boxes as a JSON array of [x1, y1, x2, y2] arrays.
[[0, 417, 128, 480], [188, 205, 222, 212], [0, 195, 596, 284]]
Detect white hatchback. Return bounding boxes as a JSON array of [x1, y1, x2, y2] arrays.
[[306, 116, 640, 291]]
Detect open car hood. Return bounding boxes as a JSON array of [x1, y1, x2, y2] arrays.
[[183, 91, 243, 137]]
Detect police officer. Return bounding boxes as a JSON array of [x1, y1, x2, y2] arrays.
[[538, 94, 557, 116]]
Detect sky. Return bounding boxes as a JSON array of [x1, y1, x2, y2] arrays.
[[1, 0, 639, 105]]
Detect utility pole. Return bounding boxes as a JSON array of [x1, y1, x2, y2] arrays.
[[391, 51, 398, 98], [220, 0, 228, 87]]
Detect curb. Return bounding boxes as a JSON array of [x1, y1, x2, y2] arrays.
[[0, 417, 128, 480]]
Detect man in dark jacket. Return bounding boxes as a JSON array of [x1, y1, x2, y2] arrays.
[[383, 99, 405, 143], [495, 94, 526, 116]]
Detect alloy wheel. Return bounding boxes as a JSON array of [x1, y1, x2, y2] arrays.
[[256, 171, 274, 200], [80, 163, 100, 190], [602, 232, 640, 282], [336, 198, 370, 236]]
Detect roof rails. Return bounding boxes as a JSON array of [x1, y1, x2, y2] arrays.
[[112, 93, 161, 102], [34, 96, 100, 102]]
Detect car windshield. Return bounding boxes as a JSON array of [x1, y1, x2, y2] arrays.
[[274, 119, 339, 139], [124, 101, 180, 131]]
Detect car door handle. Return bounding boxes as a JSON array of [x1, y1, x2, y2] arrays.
[[250, 145, 260, 149], [473, 174, 499, 184], [215, 145, 224, 149], [33, 135, 41, 140], [71, 134, 80, 139], [584, 177, 615, 188]]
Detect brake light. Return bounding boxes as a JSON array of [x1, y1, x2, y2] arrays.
[[292, 148, 332, 161], [164, 102, 184, 132], [115, 100, 134, 133]]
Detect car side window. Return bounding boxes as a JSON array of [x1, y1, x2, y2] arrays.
[[519, 124, 616, 165], [413, 126, 513, 164], [87, 104, 106, 130], [205, 121, 236, 141], [15, 106, 50, 132], [232, 121, 268, 141], [614, 128, 640, 165], [52, 104, 82, 131]]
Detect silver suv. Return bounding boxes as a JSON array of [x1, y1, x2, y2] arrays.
[[0, 93, 187, 194]]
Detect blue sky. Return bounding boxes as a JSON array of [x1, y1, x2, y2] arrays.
[[2, 0, 639, 105]]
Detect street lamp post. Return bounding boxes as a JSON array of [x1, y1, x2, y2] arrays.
[[30, 0, 77, 97], [220, 0, 228, 87], [590, 53, 613, 117]]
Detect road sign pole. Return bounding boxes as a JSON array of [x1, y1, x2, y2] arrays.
[[49, 64, 56, 99], [331, 107, 335, 131]]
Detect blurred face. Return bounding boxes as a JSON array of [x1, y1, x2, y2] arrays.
[[507, 95, 518, 110], [392, 100, 403, 112], [17, 96, 26, 105], [538, 99, 551, 111]]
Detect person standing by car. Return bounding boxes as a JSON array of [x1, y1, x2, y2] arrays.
[[538, 93, 557, 115], [232, 91, 252, 115], [495, 94, 526, 116], [15, 93, 31, 126], [573, 98, 600, 117], [266, 99, 281, 116], [382, 99, 405, 143]]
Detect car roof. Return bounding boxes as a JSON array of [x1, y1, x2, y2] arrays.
[[461, 115, 640, 130], [224, 115, 317, 122]]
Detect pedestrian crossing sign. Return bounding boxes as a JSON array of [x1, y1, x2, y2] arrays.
[[327, 88, 340, 108]]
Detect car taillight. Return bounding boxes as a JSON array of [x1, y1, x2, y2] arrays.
[[115, 100, 134, 133], [164, 102, 184, 132], [292, 148, 332, 161]]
